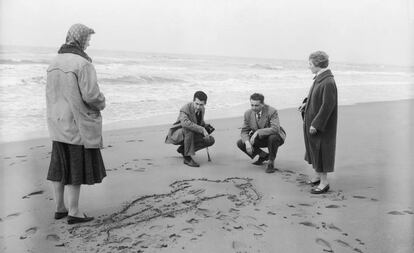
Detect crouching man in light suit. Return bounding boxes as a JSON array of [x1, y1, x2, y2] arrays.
[[237, 93, 286, 173], [165, 91, 215, 167]]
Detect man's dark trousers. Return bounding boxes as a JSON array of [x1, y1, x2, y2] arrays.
[[179, 128, 215, 156], [237, 134, 284, 161]]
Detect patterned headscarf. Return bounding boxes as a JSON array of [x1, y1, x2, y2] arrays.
[[65, 23, 95, 50], [58, 24, 95, 62]]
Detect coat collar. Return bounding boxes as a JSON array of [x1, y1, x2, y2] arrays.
[[314, 69, 333, 83]]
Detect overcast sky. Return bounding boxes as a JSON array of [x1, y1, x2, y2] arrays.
[[1, 0, 413, 65]]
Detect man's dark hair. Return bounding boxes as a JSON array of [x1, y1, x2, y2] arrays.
[[250, 93, 264, 103], [193, 91, 208, 103]]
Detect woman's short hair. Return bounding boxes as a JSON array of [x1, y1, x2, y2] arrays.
[[309, 51, 329, 68]]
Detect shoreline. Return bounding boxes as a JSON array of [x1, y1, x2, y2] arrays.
[[1, 98, 413, 145]]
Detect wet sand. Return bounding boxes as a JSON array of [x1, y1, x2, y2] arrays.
[[0, 99, 413, 253]]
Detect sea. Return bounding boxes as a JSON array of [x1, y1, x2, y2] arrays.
[[0, 45, 413, 143]]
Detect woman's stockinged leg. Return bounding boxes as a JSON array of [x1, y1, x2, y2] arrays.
[[67, 184, 82, 217], [52, 181, 67, 213], [319, 172, 328, 187]]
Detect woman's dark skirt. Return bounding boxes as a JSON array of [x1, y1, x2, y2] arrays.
[[47, 141, 106, 185]]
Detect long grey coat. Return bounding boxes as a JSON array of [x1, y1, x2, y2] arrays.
[[303, 70, 337, 172]]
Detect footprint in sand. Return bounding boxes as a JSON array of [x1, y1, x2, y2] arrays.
[[355, 238, 365, 245], [20, 227, 38, 239], [315, 238, 333, 252], [325, 204, 340, 209], [22, 190, 44, 199], [186, 218, 199, 224], [253, 233, 263, 239], [169, 233, 181, 239], [299, 221, 318, 228], [232, 240, 249, 252], [335, 239, 352, 248], [243, 215, 258, 222], [181, 227, 194, 233], [46, 234, 60, 241], [4, 212, 21, 221], [247, 224, 265, 232], [195, 208, 214, 218], [352, 195, 366, 199], [327, 223, 342, 232]]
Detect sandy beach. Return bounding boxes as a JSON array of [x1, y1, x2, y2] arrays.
[[0, 99, 413, 253]]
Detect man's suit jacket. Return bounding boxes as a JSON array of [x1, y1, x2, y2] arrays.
[[165, 102, 206, 144], [241, 104, 286, 143]]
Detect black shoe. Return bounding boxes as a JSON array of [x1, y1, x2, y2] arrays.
[[54, 211, 68, 220], [184, 157, 200, 167], [265, 162, 278, 173], [306, 179, 321, 186], [310, 184, 330, 194], [177, 146, 184, 156], [67, 215, 94, 225], [252, 154, 269, 165]]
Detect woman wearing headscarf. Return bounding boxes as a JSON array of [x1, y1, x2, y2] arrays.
[[46, 24, 106, 224], [299, 51, 338, 194]]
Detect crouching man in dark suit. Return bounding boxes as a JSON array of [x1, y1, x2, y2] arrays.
[[237, 93, 286, 173], [165, 91, 215, 167]]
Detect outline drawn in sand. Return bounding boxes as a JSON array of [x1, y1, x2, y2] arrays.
[[63, 177, 261, 252]]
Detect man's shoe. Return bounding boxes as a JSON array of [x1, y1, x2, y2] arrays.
[[184, 157, 200, 167], [67, 215, 94, 225], [252, 154, 269, 165], [265, 162, 278, 173], [54, 211, 68, 220]]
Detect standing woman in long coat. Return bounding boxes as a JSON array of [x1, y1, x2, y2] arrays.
[[299, 51, 338, 194], [46, 24, 106, 224]]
